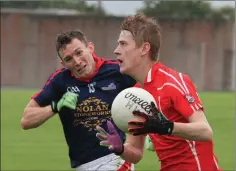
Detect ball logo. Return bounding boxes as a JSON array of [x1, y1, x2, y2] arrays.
[[124, 92, 152, 114]]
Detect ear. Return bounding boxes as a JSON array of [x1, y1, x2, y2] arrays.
[[141, 42, 151, 56], [88, 42, 95, 53]]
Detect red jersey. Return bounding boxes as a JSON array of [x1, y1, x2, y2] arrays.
[[136, 62, 221, 171]]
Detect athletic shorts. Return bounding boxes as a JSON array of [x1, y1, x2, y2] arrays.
[[76, 153, 134, 171]]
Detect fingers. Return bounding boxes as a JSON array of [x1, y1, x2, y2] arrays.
[[99, 140, 110, 147], [128, 113, 146, 130], [128, 120, 145, 127], [128, 128, 146, 136], [133, 111, 149, 120], [63, 93, 78, 110], [128, 120, 145, 136], [66, 102, 77, 110], [107, 121, 118, 135], [150, 101, 168, 120], [150, 101, 159, 116], [96, 133, 107, 141], [151, 101, 156, 108], [96, 126, 108, 136], [108, 145, 114, 151]]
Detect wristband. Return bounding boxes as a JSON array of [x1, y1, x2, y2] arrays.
[[114, 144, 124, 156], [51, 101, 58, 113]]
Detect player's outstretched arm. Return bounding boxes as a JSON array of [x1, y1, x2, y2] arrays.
[[96, 121, 146, 164], [21, 99, 55, 130], [21, 92, 78, 130]]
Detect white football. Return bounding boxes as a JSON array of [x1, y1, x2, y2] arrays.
[[111, 87, 156, 133]]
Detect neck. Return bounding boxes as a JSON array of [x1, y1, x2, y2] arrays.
[[132, 60, 157, 87], [90, 59, 97, 75]]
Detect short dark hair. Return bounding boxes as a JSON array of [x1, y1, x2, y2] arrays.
[[121, 13, 162, 61], [56, 30, 88, 58]]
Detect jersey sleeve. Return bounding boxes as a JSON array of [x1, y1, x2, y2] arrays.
[[32, 70, 63, 107], [169, 73, 204, 119]]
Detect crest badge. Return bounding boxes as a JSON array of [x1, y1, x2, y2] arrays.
[[185, 95, 194, 103]]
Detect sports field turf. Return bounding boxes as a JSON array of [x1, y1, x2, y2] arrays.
[[1, 89, 235, 170]]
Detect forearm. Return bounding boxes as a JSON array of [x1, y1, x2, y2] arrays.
[[171, 122, 213, 141], [21, 105, 55, 129], [120, 142, 144, 164]]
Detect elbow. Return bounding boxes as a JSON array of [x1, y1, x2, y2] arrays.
[[132, 150, 144, 164], [133, 157, 142, 164], [21, 118, 30, 130], [21, 118, 37, 130], [121, 148, 143, 164], [21, 109, 35, 130], [21, 109, 30, 130], [202, 126, 213, 141]]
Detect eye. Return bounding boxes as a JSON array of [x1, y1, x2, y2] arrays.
[[75, 50, 82, 56], [120, 42, 126, 46], [64, 57, 72, 62]]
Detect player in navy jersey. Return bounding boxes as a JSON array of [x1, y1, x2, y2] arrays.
[[21, 30, 136, 171]]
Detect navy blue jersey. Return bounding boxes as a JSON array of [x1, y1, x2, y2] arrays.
[[32, 55, 136, 168]]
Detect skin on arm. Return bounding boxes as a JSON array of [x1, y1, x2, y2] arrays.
[[120, 134, 146, 164], [21, 99, 56, 130], [171, 110, 213, 141], [168, 73, 213, 142]]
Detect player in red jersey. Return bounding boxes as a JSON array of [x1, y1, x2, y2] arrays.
[[96, 13, 221, 171]]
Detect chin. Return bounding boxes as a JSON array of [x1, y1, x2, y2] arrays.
[[120, 68, 126, 74], [121, 69, 131, 77]]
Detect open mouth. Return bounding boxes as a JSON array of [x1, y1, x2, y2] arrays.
[[77, 65, 86, 73], [117, 59, 123, 64]]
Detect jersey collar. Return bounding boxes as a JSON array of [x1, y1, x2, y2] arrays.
[[144, 62, 162, 84], [71, 53, 105, 82]]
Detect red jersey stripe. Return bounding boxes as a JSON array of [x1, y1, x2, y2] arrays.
[[31, 68, 64, 99], [104, 60, 120, 65]]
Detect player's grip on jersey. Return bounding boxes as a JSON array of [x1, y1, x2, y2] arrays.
[[128, 102, 174, 136], [51, 92, 78, 113]]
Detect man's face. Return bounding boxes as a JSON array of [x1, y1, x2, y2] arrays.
[[114, 30, 143, 75], [59, 38, 95, 78]]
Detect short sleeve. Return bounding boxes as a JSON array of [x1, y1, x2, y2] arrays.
[[170, 74, 204, 119], [32, 70, 63, 107]]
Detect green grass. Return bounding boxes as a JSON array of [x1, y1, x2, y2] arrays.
[[1, 89, 235, 170]]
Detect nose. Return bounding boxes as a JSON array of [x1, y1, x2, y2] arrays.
[[74, 56, 82, 66], [114, 46, 121, 56]]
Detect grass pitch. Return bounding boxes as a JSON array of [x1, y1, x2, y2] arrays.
[[1, 89, 234, 170]]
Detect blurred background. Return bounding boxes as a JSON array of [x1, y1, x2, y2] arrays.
[[1, 1, 235, 171]]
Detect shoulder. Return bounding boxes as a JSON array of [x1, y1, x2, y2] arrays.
[[46, 68, 71, 83], [156, 63, 190, 83], [104, 59, 120, 65], [100, 59, 120, 72], [155, 64, 193, 94], [103, 59, 120, 69]]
